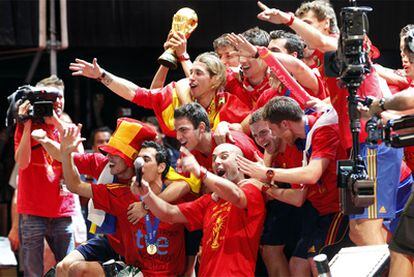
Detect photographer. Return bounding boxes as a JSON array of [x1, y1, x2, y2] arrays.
[[365, 24, 414, 276], [14, 75, 77, 276]]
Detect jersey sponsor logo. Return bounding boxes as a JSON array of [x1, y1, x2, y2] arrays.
[[136, 230, 169, 255]]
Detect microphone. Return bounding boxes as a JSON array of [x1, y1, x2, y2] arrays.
[[133, 157, 145, 186]]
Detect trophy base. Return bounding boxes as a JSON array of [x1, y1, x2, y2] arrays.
[[158, 50, 178, 70]]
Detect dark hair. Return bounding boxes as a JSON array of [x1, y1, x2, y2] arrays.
[[141, 140, 170, 179], [262, 96, 304, 124], [295, 0, 339, 34], [249, 108, 265, 125], [241, 27, 270, 47], [89, 126, 113, 147], [269, 30, 305, 59], [213, 33, 233, 51], [174, 102, 211, 132]]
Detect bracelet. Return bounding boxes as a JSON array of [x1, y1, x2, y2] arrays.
[[286, 12, 295, 26], [379, 98, 387, 111], [199, 166, 208, 181], [141, 201, 149, 211], [97, 71, 113, 86]]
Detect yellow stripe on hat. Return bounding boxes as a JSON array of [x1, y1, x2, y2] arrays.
[[107, 121, 142, 159]]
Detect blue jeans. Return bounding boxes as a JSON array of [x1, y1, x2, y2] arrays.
[[19, 214, 74, 277]]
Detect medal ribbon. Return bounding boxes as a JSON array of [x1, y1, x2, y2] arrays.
[[142, 183, 166, 246]]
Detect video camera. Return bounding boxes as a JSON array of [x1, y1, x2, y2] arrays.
[[6, 85, 62, 126], [325, 1, 375, 215], [366, 114, 414, 148]]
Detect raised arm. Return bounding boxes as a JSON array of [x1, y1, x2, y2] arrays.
[[60, 125, 91, 198], [69, 58, 138, 101], [131, 180, 188, 224], [257, 1, 338, 52], [180, 147, 248, 209]]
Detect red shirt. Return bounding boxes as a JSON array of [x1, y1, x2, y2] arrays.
[[305, 115, 347, 215], [225, 69, 271, 109], [92, 184, 186, 276], [320, 66, 384, 150], [178, 183, 265, 277], [15, 123, 75, 217], [132, 81, 250, 137], [74, 153, 125, 256]]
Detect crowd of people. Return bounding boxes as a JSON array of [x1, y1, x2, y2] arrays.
[[8, 0, 414, 276]]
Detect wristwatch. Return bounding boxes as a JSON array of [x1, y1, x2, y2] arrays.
[[266, 169, 275, 184], [178, 52, 190, 62], [142, 202, 149, 211], [379, 98, 387, 111]]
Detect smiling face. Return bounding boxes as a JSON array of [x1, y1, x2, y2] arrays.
[[239, 56, 267, 82], [189, 61, 215, 100], [138, 147, 165, 184], [212, 143, 243, 182], [250, 120, 281, 154], [174, 117, 203, 151]]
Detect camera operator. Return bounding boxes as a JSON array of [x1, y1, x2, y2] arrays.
[[14, 75, 78, 276], [363, 24, 414, 276], [258, 0, 411, 247]]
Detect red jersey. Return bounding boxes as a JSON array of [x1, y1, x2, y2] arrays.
[[178, 183, 265, 277], [304, 115, 347, 215], [225, 68, 271, 109], [92, 184, 186, 275], [132, 80, 250, 137], [320, 66, 384, 150], [15, 123, 75, 218], [74, 152, 124, 256]]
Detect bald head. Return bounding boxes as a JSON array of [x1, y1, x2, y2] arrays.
[[213, 143, 243, 157]]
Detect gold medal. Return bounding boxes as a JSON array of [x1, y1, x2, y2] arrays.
[[146, 244, 157, 255]]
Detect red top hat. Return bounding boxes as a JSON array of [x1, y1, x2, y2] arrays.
[[99, 118, 157, 167]]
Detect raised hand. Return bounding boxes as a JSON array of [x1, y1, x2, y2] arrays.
[[177, 146, 201, 177], [169, 32, 188, 57], [213, 121, 235, 145], [131, 178, 150, 198], [227, 33, 257, 58], [31, 129, 48, 144], [257, 1, 291, 25], [69, 58, 103, 79], [236, 154, 267, 181], [60, 124, 85, 156]]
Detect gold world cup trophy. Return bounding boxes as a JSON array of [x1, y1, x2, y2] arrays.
[[157, 7, 198, 69]]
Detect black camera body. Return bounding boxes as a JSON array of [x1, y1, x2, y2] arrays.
[[325, 1, 375, 215], [366, 115, 414, 148], [324, 6, 372, 88], [6, 85, 61, 126]]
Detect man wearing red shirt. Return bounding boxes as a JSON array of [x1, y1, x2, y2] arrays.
[[57, 119, 188, 276], [14, 75, 76, 277], [237, 97, 348, 276], [132, 143, 266, 277]]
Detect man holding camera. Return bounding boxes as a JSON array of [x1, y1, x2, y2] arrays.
[[14, 75, 76, 276]]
